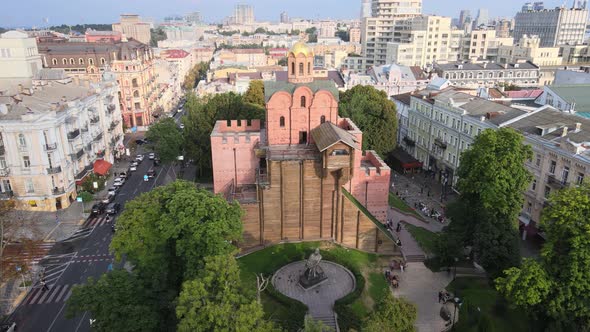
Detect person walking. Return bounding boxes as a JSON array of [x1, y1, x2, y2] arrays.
[[438, 290, 443, 303], [396, 222, 402, 233], [400, 263, 405, 273], [41, 277, 48, 291]]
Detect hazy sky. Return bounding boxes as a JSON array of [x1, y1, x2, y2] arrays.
[[1, 0, 574, 27]]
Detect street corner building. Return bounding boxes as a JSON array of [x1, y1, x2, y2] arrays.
[[211, 42, 396, 254]]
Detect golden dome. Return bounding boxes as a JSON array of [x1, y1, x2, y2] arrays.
[[289, 41, 313, 57]]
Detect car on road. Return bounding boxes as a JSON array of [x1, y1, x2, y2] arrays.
[[0, 322, 16, 332], [107, 187, 118, 196], [129, 164, 137, 172], [119, 171, 129, 179], [136, 154, 145, 162], [113, 177, 125, 187], [91, 202, 106, 216], [105, 202, 121, 215], [147, 168, 156, 178], [102, 193, 115, 204], [148, 153, 155, 160]]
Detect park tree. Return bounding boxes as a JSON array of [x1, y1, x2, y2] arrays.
[[338, 85, 398, 157], [183, 62, 210, 90], [362, 293, 417, 332], [243, 80, 265, 107], [176, 254, 280, 332], [145, 117, 183, 163], [66, 270, 160, 332], [150, 27, 167, 47], [496, 184, 590, 330], [440, 128, 532, 276]]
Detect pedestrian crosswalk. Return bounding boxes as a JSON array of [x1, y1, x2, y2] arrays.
[[1, 242, 55, 265], [71, 254, 114, 264], [22, 284, 77, 305], [41, 263, 70, 286], [84, 216, 111, 228]]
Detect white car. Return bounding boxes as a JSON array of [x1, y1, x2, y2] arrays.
[[148, 153, 155, 160], [179, 124, 185, 129], [129, 162, 138, 172], [107, 187, 118, 196], [136, 154, 144, 162], [113, 177, 125, 187]]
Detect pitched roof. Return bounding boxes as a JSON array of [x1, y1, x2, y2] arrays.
[[547, 85, 590, 113], [310, 122, 359, 152], [264, 80, 339, 102], [162, 49, 190, 59]]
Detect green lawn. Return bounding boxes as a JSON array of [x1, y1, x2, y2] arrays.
[[388, 193, 424, 220], [447, 277, 532, 332], [404, 223, 438, 254], [238, 241, 393, 331]]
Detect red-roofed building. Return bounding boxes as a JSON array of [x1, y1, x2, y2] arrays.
[[85, 29, 122, 43], [161, 49, 190, 59]]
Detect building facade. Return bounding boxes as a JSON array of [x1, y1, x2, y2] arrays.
[[513, 7, 588, 47], [497, 35, 562, 66], [434, 60, 540, 89], [0, 31, 42, 82], [211, 42, 396, 253], [112, 14, 151, 45]]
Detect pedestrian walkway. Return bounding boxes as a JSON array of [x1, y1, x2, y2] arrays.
[[83, 216, 110, 228], [71, 254, 114, 264], [393, 262, 454, 332], [22, 284, 76, 306], [1, 242, 55, 266]]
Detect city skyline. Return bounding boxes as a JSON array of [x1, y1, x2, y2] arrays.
[[0, 0, 578, 27]]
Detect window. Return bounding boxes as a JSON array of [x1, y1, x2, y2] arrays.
[[549, 160, 556, 174], [0, 157, 6, 169], [69, 58, 75, 65], [279, 116, 285, 127], [133, 90, 140, 98], [89, 58, 94, 65], [299, 62, 304, 75], [79, 58, 84, 65], [23, 156, 30, 168], [308, 62, 311, 74], [300, 96, 306, 107], [18, 134, 26, 147], [291, 62, 295, 75], [331, 149, 349, 156], [320, 115, 326, 124], [562, 166, 570, 183], [132, 78, 138, 87], [52, 58, 58, 65], [100, 58, 106, 65], [134, 102, 141, 110], [527, 202, 532, 213], [576, 172, 585, 185], [532, 179, 537, 191], [62, 58, 67, 65], [535, 157, 541, 167], [544, 186, 551, 199], [298, 131, 307, 144], [25, 179, 34, 193]]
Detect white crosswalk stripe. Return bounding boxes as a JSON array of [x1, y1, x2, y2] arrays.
[[22, 284, 75, 305], [85, 216, 108, 228]]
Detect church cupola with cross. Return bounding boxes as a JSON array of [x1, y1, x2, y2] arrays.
[[287, 41, 314, 84]]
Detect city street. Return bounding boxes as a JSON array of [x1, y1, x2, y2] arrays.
[[7, 109, 187, 331]]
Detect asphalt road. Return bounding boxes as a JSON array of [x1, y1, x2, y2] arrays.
[[8, 109, 186, 331]]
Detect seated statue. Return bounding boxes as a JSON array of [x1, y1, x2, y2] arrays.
[[299, 248, 327, 289]]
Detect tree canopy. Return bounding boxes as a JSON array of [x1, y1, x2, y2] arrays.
[[243, 80, 265, 107], [439, 128, 532, 276], [338, 85, 398, 157], [362, 292, 417, 332], [182, 62, 210, 91], [145, 117, 183, 163], [149, 27, 167, 47], [496, 184, 590, 330]]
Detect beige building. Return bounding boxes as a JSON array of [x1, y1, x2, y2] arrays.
[[361, 0, 423, 67], [0, 31, 42, 82], [349, 27, 361, 43], [498, 35, 562, 67], [385, 15, 463, 67], [0, 33, 124, 210], [460, 28, 513, 62], [112, 14, 151, 45]]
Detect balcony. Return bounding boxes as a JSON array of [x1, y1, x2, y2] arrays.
[[93, 132, 103, 142], [403, 136, 416, 147], [70, 149, 84, 160], [109, 120, 119, 131], [67, 129, 80, 141], [0, 168, 10, 176], [0, 145, 5, 155], [107, 104, 116, 113], [0, 191, 13, 199], [547, 174, 568, 189], [44, 143, 58, 151], [46, 166, 62, 174], [434, 137, 447, 149], [90, 116, 100, 124], [52, 187, 65, 195]]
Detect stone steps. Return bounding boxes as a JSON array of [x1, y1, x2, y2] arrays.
[[311, 314, 338, 331], [405, 254, 426, 262]]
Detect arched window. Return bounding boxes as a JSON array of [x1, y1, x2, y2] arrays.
[[279, 116, 285, 127], [18, 134, 26, 147], [300, 96, 306, 107], [291, 62, 295, 75], [69, 58, 75, 65], [133, 90, 140, 98], [320, 115, 326, 124], [100, 58, 106, 65], [88, 58, 94, 65], [62, 58, 67, 65], [299, 62, 304, 75], [79, 58, 84, 65], [308, 62, 311, 74], [132, 78, 138, 87], [90, 68, 95, 74], [52, 58, 58, 65]]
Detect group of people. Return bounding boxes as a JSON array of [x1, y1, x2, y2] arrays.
[[39, 271, 48, 291], [384, 259, 407, 288], [438, 290, 453, 304]]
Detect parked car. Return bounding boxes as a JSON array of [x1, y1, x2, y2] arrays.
[[91, 202, 106, 216], [147, 168, 156, 178], [105, 202, 121, 215], [102, 193, 115, 204], [107, 187, 118, 196], [148, 153, 155, 160], [179, 124, 185, 130], [113, 177, 125, 187], [0, 322, 16, 332], [135, 139, 145, 145], [136, 154, 145, 162], [119, 171, 129, 179], [129, 164, 137, 172]]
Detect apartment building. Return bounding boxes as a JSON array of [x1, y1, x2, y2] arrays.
[[385, 15, 463, 67], [497, 35, 562, 66], [361, 0, 423, 67], [434, 60, 540, 89], [112, 14, 151, 45], [367, 63, 430, 97], [0, 31, 42, 83], [513, 7, 588, 47], [38, 39, 158, 129], [459, 28, 513, 61], [319, 21, 337, 38]]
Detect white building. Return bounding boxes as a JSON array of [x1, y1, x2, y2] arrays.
[[513, 7, 589, 47]]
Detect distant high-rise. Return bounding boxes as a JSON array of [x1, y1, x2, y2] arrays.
[[514, 6, 588, 47], [361, 0, 371, 18], [280, 11, 289, 23], [533, 2, 544, 10], [459, 9, 471, 29], [185, 11, 202, 24], [234, 4, 254, 25], [475, 8, 489, 27], [112, 14, 151, 45]]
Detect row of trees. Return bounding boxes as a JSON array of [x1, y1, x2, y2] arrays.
[[182, 62, 210, 91], [66, 181, 280, 331]]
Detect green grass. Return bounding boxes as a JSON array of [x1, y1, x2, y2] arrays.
[[404, 223, 438, 254], [388, 193, 424, 220], [447, 277, 531, 332], [238, 241, 392, 331]]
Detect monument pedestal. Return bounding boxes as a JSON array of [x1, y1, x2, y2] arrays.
[[299, 265, 328, 290]]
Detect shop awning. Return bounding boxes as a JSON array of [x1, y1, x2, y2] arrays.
[[93, 159, 112, 176], [389, 147, 423, 171]]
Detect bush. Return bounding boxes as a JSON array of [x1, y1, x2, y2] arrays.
[[81, 173, 106, 194], [265, 283, 307, 331], [77, 191, 94, 203], [332, 259, 365, 332]]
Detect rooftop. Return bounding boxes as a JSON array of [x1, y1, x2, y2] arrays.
[[264, 79, 340, 102], [436, 61, 539, 71], [310, 121, 360, 152], [546, 84, 590, 113]]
